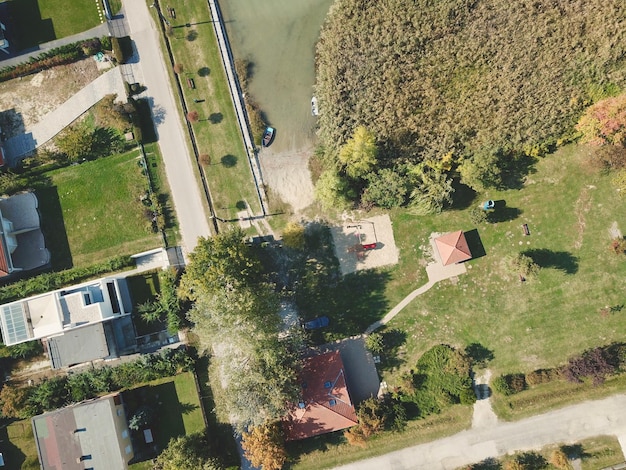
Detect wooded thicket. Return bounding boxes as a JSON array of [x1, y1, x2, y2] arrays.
[[314, 0, 626, 208]]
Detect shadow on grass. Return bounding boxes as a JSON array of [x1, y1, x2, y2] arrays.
[[285, 429, 346, 469], [221, 154, 237, 167], [0, 424, 29, 470], [137, 98, 159, 143], [466, 342, 494, 368], [522, 248, 579, 274], [198, 67, 210, 77], [464, 228, 486, 260], [208, 112, 223, 124], [36, 186, 72, 270], [9, 0, 55, 49], [378, 328, 407, 371], [450, 180, 477, 211], [195, 355, 240, 467], [487, 201, 522, 223], [469, 457, 502, 469], [561, 443, 589, 460]]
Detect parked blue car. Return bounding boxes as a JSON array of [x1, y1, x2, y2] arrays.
[[303, 316, 330, 330]]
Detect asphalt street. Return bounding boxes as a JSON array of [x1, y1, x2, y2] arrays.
[[123, 1, 211, 255], [335, 394, 626, 469]]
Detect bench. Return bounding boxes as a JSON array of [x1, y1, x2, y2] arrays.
[[187, 78, 195, 89], [522, 223, 530, 236]]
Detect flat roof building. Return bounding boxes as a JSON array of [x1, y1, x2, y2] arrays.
[[0, 276, 131, 346]]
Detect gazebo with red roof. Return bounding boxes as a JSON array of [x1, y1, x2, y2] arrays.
[[284, 351, 358, 441], [434, 230, 472, 266]]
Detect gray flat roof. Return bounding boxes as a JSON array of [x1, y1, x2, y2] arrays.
[[47, 323, 111, 369]]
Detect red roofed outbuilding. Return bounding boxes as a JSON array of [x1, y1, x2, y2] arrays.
[[434, 230, 472, 266]]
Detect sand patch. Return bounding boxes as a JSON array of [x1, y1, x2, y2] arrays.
[[259, 146, 315, 213], [331, 214, 399, 275]]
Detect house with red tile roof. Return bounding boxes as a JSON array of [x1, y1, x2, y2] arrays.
[[284, 350, 358, 440]]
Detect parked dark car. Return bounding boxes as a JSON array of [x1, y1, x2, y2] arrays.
[[303, 316, 330, 330]]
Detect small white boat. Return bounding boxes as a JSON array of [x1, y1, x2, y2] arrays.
[[262, 127, 275, 147], [311, 96, 319, 116]]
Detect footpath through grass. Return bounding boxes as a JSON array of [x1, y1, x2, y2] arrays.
[[40, 150, 162, 268], [150, 0, 262, 221]]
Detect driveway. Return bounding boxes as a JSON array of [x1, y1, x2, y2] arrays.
[[122, 0, 211, 254], [3, 68, 126, 166], [334, 394, 626, 470]]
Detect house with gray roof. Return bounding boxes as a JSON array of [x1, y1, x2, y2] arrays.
[[0, 191, 50, 278], [32, 393, 134, 469]]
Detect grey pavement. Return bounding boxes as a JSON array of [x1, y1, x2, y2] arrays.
[[0, 23, 110, 68], [335, 393, 626, 470], [123, 0, 210, 255], [3, 67, 126, 165]]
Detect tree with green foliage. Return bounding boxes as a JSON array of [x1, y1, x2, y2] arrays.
[[241, 422, 287, 470], [407, 163, 454, 215], [282, 221, 306, 250], [338, 126, 378, 179], [182, 230, 300, 428], [140, 268, 186, 333], [314, 170, 354, 212], [55, 122, 95, 162], [362, 168, 408, 208], [364, 332, 384, 355], [508, 253, 540, 279], [460, 149, 504, 191], [154, 433, 223, 470]]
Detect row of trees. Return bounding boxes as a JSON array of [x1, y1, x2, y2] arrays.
[[0, 348, 193, 419], [312, 0, 626, 212]]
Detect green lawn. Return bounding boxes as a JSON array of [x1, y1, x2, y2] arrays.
[[127, 372, 205, 469], [39, 150, 162, 268], [9, 0, 101, 49], [380, 144, 626, 380], [149, 0, 262, 222], [1, 420, 40, 470]]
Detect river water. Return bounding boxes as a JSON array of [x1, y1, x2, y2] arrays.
[[218, 0, 334, 154]]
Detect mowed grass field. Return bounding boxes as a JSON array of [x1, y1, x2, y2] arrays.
[[9, 0, 101, 48], [45, 150, 161, 267], [382, 144, 626, 380], [149, 0, 262, 221]]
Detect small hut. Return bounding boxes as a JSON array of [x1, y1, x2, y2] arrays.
[[434, 230, 472, 266]]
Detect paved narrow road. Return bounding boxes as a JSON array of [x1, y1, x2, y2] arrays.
[[123, 0, 211, 254], [335, 394, 626, 469]]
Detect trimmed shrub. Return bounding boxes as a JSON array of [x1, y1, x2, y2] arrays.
[[525, 368, 557, 386], [101, 35, 112, 51], [111, 36, 124, 63], [492, 373, 526, 396], [0, 255, 134, 303]]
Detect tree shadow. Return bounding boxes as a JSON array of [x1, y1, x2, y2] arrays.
[[522, 248, 579, 274], [487, 201, 522, 223], [0, 422, 29, 469], [92, 127, 125, 158], [499, 151, 538, 190], [378, 328, 407, 371], [285, 429, 347, 468], [186, 29, 198, 41], [208, 113, 223, 124], [466, 342, 494, 368], [450, 179, 477, 210], [561, 444, 589, 460], [36, 186, 72, 270], [235, 200, 247, 210], [470, 457, 502, 469], [464, 228, 486, 260], [197, 67, 210, 77], [516, 451, 547, 468], [221, 154, 237, 167]]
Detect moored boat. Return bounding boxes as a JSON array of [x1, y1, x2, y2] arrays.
[[262, 127, 275, 147], [311, 96, 319, 116]]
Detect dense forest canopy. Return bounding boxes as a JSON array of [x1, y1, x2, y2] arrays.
[[314, 0, 626, 208]]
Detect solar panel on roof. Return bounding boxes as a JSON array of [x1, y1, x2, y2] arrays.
[[1, 303, 28, 344]]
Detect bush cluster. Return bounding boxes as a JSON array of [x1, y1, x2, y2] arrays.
[[0, 347, 194, 418], [397, 345, 475, 418], [0, 255, 134, 303], [0, 39, 101, 83], [492, 373, 527, 396]]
